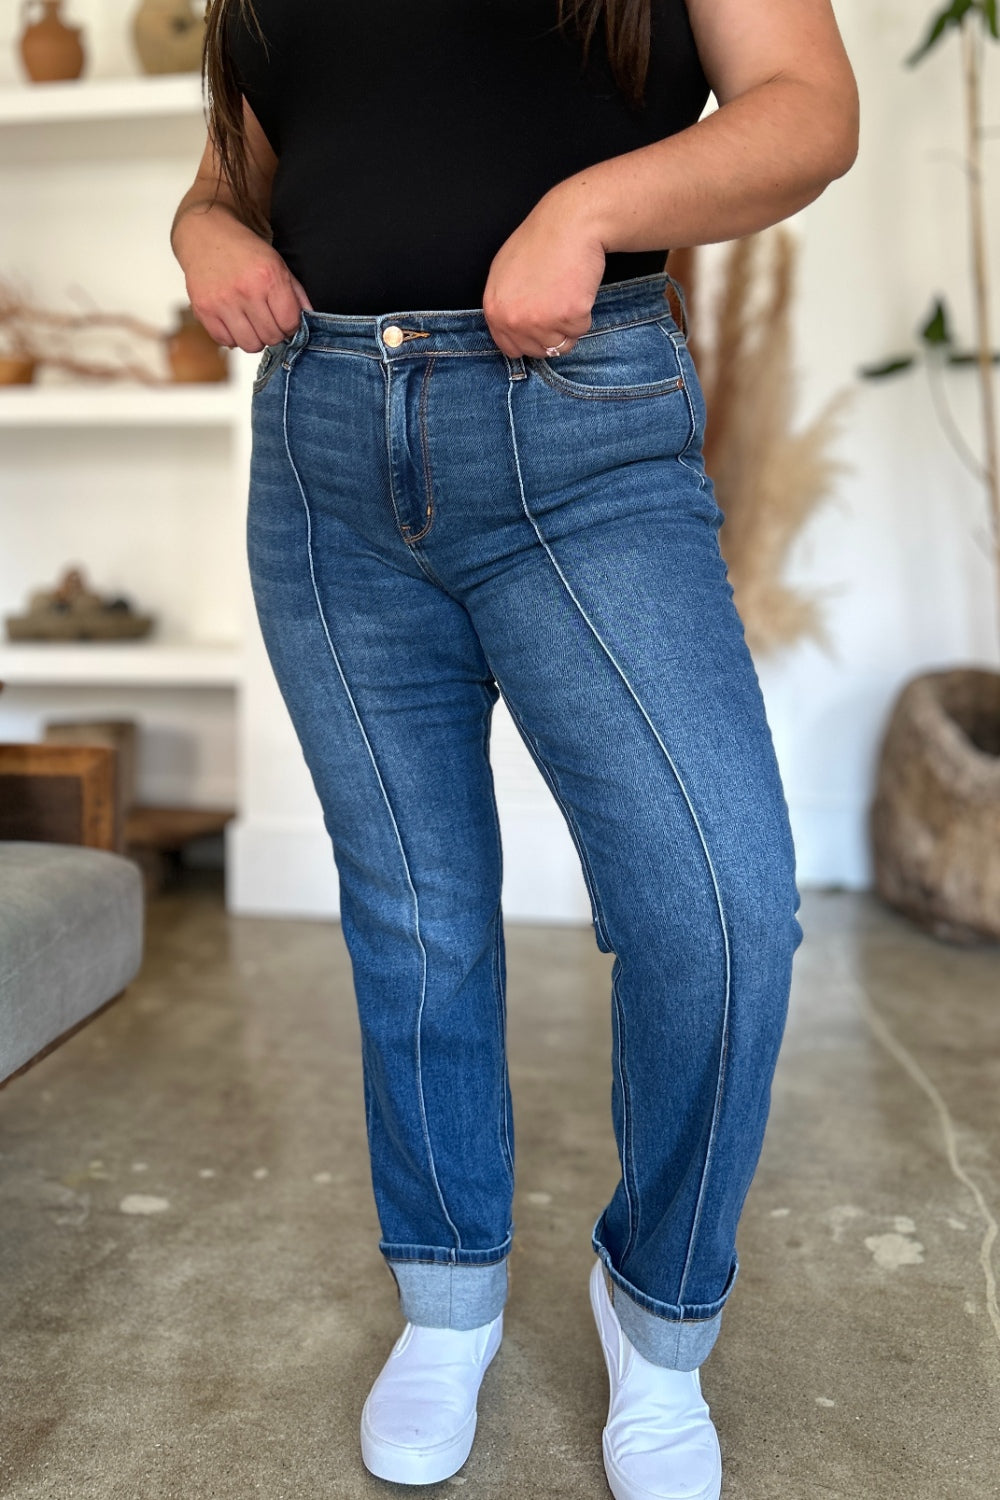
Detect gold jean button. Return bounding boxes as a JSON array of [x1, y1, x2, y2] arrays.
[[383, 325, 404, 348]]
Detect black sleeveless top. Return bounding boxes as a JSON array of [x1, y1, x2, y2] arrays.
[[225, 1, 710, 314]]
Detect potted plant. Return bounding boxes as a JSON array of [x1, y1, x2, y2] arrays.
[[864, 0, 1000, 943]]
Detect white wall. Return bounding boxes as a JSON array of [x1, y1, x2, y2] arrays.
[[766, 0, 999, 886], [3, 1, 998, 916]]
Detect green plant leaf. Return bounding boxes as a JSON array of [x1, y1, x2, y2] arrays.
[[947, 349, 1000, 364], [859, 356, 917, 378], [920, 297, 954, 345], [906, 0, 975, 64], [980, 0, 999, 38]]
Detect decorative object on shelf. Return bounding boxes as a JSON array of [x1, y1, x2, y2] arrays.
[[165, 304, 229, 383], [863, 2, 999, 945], [123, 804, 235, 898], [0, 277, 39, 384], [666, 230, 853, 657], [18, 0, 85, 83], [5, 565, 155, 642], [43, 718, 138, 836], [131, 0, 205, 76], [0, 352, 37, 386], [0, 274, 227, 387], [871, 669, 1000, 944]]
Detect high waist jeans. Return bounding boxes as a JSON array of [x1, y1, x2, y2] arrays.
[[245, 271, 804, 1371]]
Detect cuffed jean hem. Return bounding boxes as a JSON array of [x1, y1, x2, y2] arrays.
[[592, 1240, 738, 1371], [382, 1241, 511, 1329]]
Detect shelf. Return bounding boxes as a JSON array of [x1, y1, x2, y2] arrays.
[[0, 73, 204, 126], [0, 638, 245, 688], [0, 381, 246, 428]]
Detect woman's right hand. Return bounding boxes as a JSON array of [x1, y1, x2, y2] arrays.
[[175, 206, 312, 353]]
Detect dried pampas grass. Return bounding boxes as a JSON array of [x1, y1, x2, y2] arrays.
[[670, 230, 853, 656]]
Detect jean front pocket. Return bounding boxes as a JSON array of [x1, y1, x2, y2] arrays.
[[530, 315, 686, 401]]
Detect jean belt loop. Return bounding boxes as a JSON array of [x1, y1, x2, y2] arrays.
[[506, 353, 527, 382], [669, 274, 690, 341]]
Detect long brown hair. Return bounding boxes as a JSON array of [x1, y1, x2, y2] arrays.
[[201, 0, 652, 237]]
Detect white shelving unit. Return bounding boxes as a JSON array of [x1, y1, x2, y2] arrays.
[[0, 381, 244, 427], [0, 638, 244, 687], [0, 65, 258, 838], [0, 71, 203, 123]]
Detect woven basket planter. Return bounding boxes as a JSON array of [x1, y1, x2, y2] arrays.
[[870, 666, 1000, 945]]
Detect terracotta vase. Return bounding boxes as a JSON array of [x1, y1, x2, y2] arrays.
[[18, 0, 85, 83], [165, 306, 229, 383], [131, 0, 205, 76], [0, 355, 38, 385]]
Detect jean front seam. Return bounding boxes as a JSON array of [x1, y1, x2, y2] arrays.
[[505, 381, 734, 1312], [611, 959, 639, 1264], [482, 682, 514, 1193], [497, 688, 614, 954], [281, 363, 462, 1253], [497, 680, 636, 1260]]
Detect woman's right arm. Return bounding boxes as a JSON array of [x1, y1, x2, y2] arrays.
[[170, 97, 312, 353]]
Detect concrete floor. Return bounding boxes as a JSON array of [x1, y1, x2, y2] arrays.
[[1, 877, 998, 1498]]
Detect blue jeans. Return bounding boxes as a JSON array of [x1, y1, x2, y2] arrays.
[[245, 271, 804, 1371]]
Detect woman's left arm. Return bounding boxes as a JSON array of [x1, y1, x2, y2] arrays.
[[484, 0, 859, 358], [569, 0, 860, 253]]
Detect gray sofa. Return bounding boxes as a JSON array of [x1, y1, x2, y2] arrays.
[[0, 733, 144, 1088]]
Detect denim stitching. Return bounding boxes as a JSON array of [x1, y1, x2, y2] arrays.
[[593, 1236, 738, 1322], [381, 361, 411, 544], [612, 959, 640, 1263], [401, 356, 436, 545], [497, 695, 627, 1230], [499, 692, 614, 953], [251, 345, 280, 393], [491, 902, 514, 1190], [481, 683, 515, 1192], [300, 310, 676, 363], [381, 1237, 513, 1265], [282, 365, 462, 1252], [505, 382, 733, 1312], [533, 315, 687, 401], [656, 325, 704, 489], [533, 364, 685, 403]]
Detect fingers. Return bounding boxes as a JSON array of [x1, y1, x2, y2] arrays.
[[196, 311, 238, 349], [215, 307, 277, 353], [289, 273, 314, 313], [487, 327, 581, 359]]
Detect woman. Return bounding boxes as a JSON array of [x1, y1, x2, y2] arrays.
[[171, 3, 858, 1495]]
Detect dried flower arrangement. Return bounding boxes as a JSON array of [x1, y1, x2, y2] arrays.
[[669, 228, 854, 657]]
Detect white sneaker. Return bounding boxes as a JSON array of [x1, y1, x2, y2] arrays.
[[360, 1311, 503, 1485], [589, 1260, 722, 1500]]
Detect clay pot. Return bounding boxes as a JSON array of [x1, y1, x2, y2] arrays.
[[870, 666, 1000, 944], [131, 0, 205, 76], [165, 306, 229, 383], [18, 0, 85, 83], [0, 355, 38, 385]]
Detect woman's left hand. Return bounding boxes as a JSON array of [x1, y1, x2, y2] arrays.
[[482, 183, 607, 360]]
